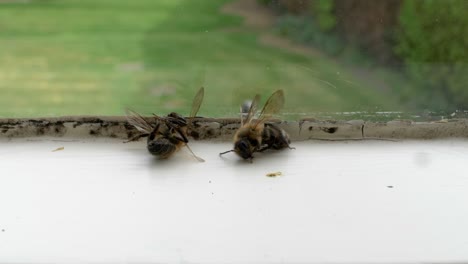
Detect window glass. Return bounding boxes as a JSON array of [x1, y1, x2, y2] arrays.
[[0, 0, 466, 121]]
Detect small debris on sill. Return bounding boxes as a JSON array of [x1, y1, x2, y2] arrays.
[[266, 171, 282, 177], [52, 146, 65, 152], [387, 185, 394, 189]]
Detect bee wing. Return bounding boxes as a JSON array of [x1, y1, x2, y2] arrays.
[[190, 86, 205, 118], [244, 94, 261, 125], [125, 108, 154, 133], [253, 89, 285, 128], [187, 87, 204, 127]]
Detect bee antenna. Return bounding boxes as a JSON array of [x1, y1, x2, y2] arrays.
[[219, 149, 234, 156]]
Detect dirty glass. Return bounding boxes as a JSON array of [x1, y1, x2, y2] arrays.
[[0, 0, 466, 121]]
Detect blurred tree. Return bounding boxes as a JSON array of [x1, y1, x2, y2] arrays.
[[310, 0, 336, 32], [334, 0, 402, 64], [260, 0, 468, 109], [396, 0, 468, 108], [278, 0, 309, 13]]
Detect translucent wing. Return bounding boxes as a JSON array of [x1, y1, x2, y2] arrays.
[[244, 94, 260, 125], [185, 87, 205, 161], [254, 90, 285, 128], [187, 87, 204, 128], [190, 87, 205, 118], [125, 108, 154, 133]]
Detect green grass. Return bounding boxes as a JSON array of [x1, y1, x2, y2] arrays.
[[0, 0, 402, 118]]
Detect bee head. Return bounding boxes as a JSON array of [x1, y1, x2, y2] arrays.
[[234, 138, 259, 160]]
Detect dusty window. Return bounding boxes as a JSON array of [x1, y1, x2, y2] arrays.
[[1, 0, 466, 121]]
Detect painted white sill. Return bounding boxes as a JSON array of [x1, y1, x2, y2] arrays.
[[0, 137, 467, 263]]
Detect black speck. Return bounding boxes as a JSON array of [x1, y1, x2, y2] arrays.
[[1, 229, 4, 232], [387, 185, 394, 188], [89, 130, 97, 135], [308, 126, 313, 131], [211, 192, 214, 195], [209, 180, 211, 183]]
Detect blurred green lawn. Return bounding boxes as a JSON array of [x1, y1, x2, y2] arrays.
[[0, 0, 400, 118]]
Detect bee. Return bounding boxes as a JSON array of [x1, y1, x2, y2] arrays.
[[219, 89, 294, 161], [125, 87, 205, 162]]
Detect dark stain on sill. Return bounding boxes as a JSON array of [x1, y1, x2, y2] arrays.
[[321, 127, 338, 134]]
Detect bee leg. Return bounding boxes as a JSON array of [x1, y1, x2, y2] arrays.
[[166, 120, 189, 143], [124, 133, 149, 143], [148, 122, 163, 141], [258, 145, 271, 152], [219, 149, 234, 156], [164, 120, 188, 142]]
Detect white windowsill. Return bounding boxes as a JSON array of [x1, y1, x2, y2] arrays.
[[0, 137, 467, 263]]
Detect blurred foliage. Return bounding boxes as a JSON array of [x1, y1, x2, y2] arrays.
[[395, 0, 468, 109], [256, 0, 284, 12], [277, 0, 308, 14], [276, 15, 343, 56], [334, 0, 401, 65], [312, 0, 336, 32], [257, 0, 277, 7], [263, 0, 468, 110]]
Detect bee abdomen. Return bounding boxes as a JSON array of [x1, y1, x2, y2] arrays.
[[262, 123, 291, 150], [147, 138, 177, 158]]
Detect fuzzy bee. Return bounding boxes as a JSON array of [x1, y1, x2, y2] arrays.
[[220, 89, 294, 161], [126, 87, 204, 162]]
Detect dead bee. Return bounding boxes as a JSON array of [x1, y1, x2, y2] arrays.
[[126, 87, 205, 162], [219, 89, 294, 161]]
